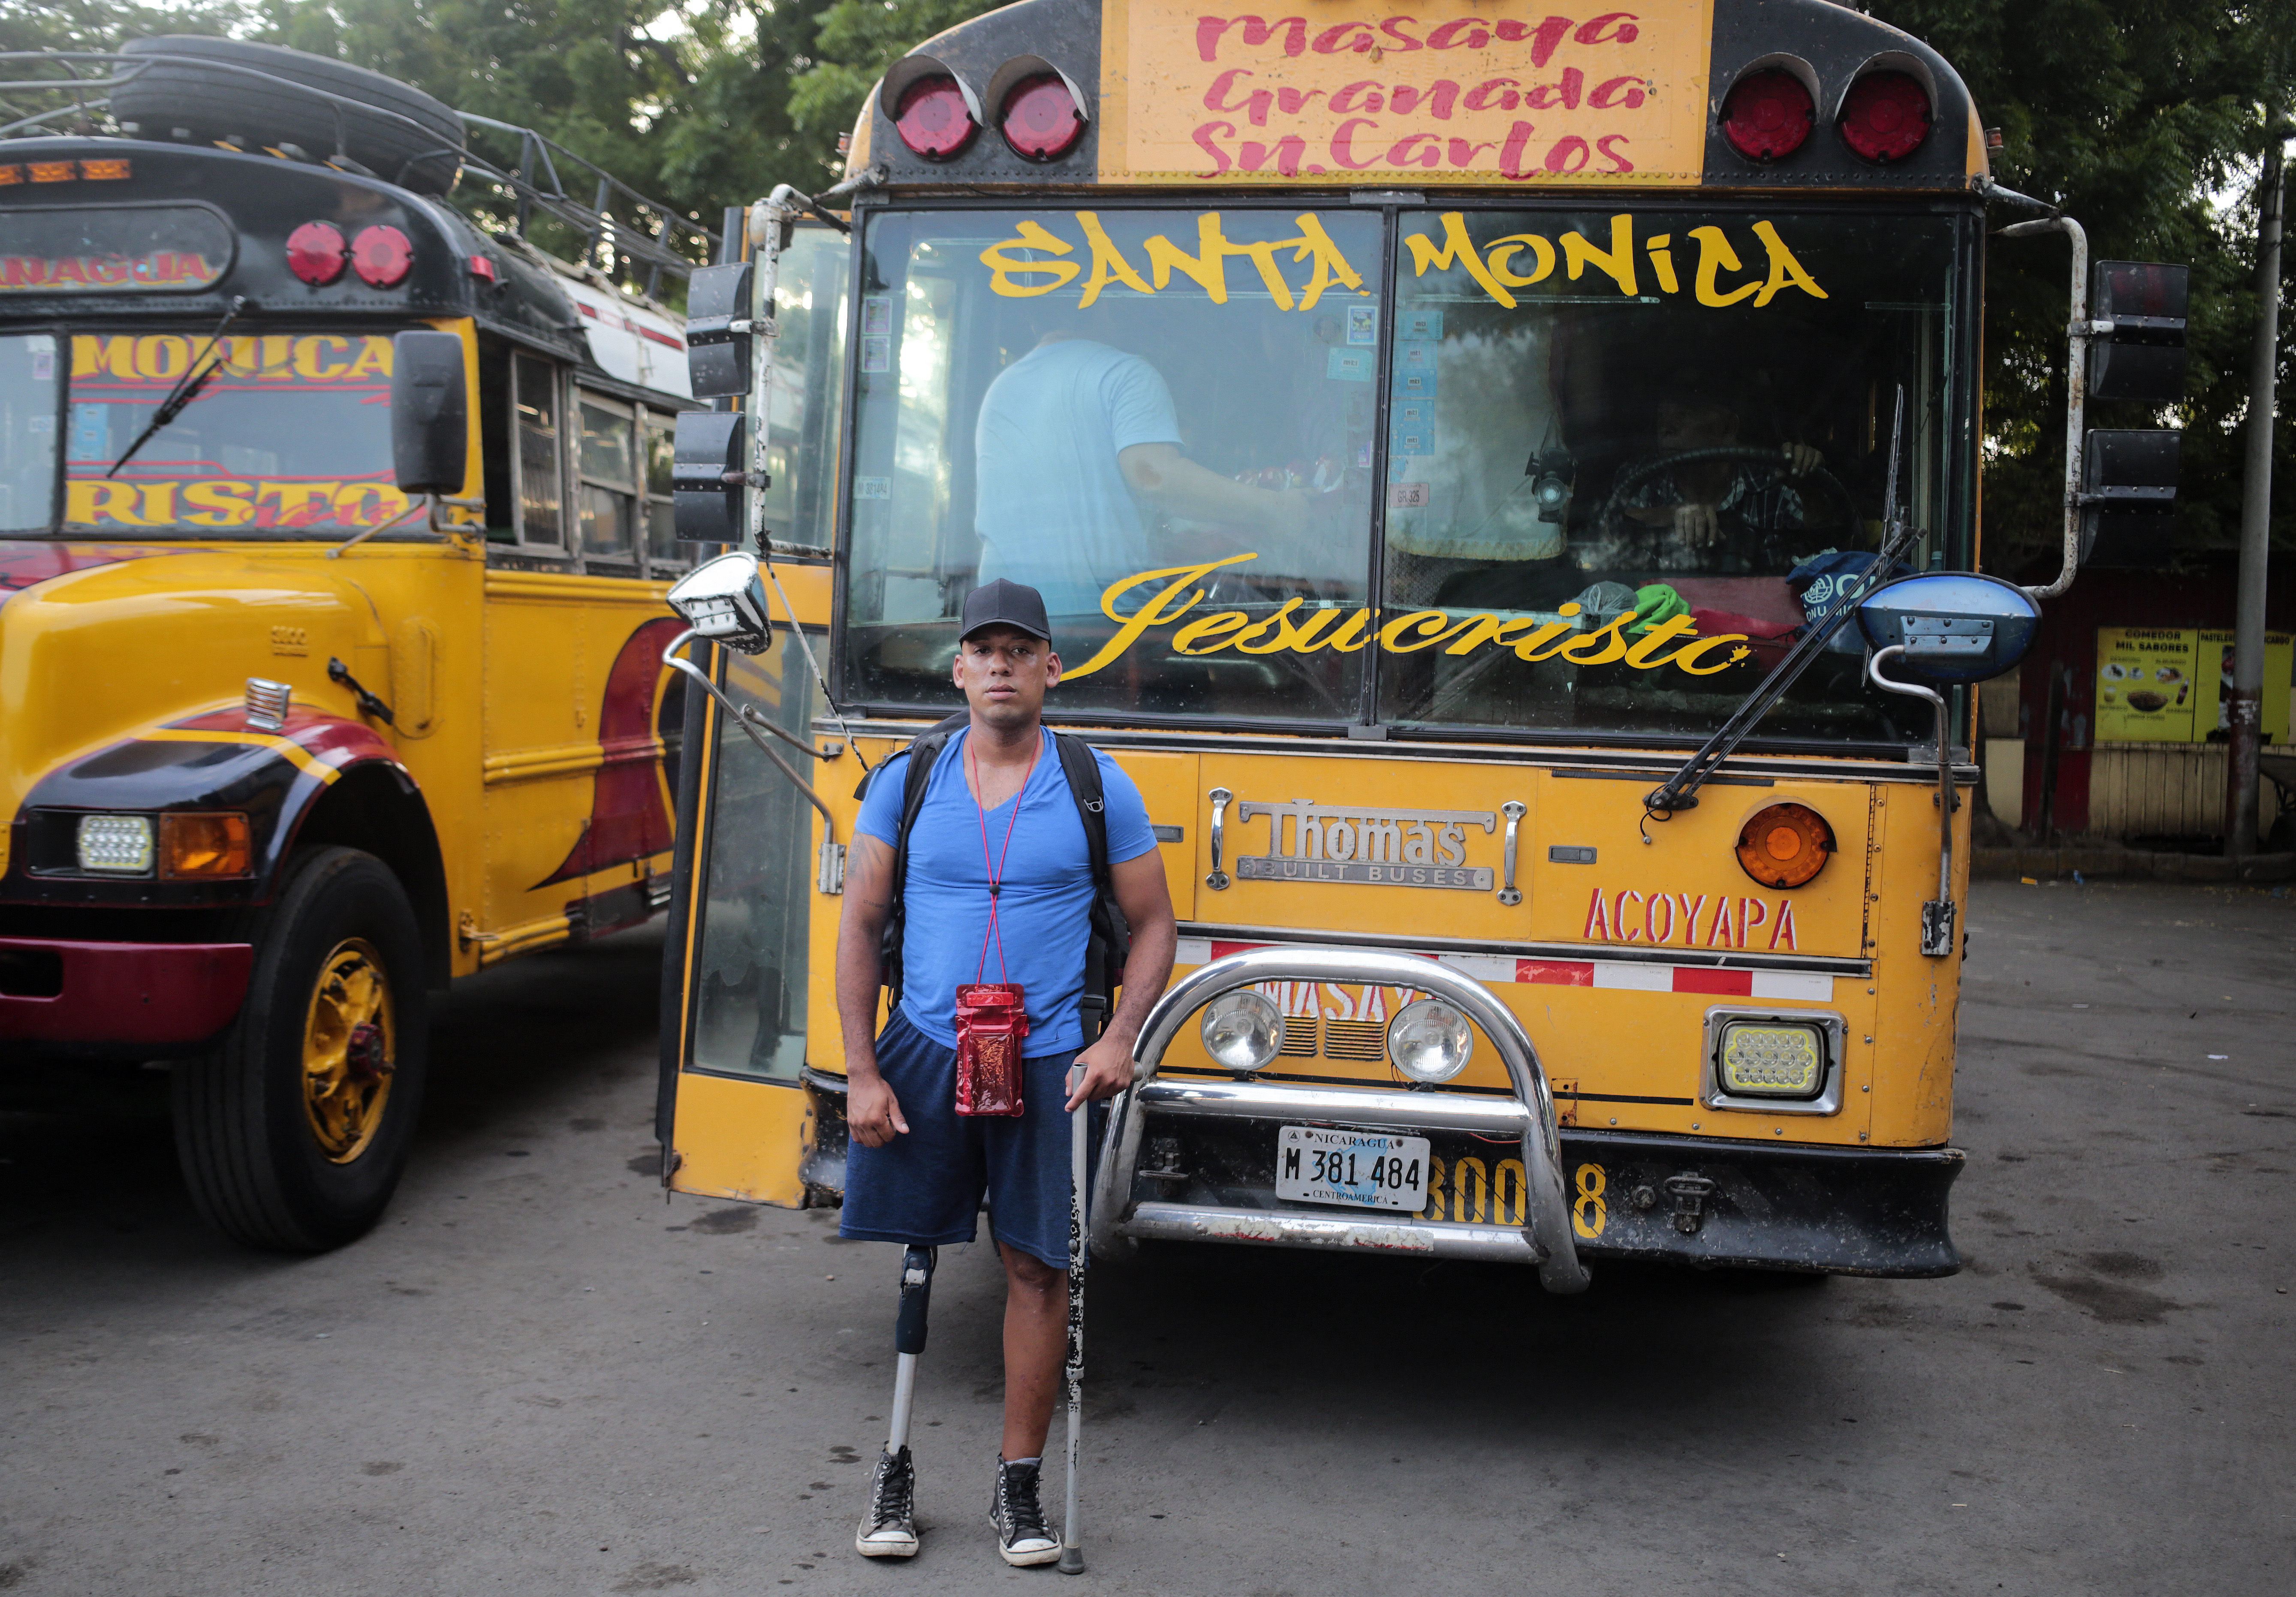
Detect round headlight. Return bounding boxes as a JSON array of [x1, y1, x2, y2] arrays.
[[1387, 997, 1472, 1084], [1199, 989, 1282, 1073]]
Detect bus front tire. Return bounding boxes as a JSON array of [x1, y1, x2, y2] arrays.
[[174, 847, 429, 1253]]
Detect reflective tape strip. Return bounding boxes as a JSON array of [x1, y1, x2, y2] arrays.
[[1178, 937, 1835, 1003], [1591, 962, 1672, 993], [1750, 969, 1834, 1002]]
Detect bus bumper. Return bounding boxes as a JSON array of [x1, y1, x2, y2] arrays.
[[1103, 1091, 1961, 1278], [0, 937, 252, 1052]]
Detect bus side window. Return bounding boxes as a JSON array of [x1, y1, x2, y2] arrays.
[[575, 389, 639, 566], [642, 410, 681, 574], [477, 340, 514, 541], [512, 353, 565, 546]]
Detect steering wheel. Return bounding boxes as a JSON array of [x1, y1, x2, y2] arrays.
[[1590, 446, 1858, 558]]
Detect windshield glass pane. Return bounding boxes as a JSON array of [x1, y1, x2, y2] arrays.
[[0, 333, 61, 530], [841, 207, 1383, 721], [757, 225, 849, 554], [1378, 208, 1963, 743], [62, 331, 404, 532]]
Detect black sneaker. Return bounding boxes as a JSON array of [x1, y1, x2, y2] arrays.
[[988, 1458, 1060, 1567], [855, 1446, 917, 1558]]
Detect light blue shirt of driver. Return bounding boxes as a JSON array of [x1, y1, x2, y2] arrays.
[[856, 728, 1159, 1056], [973, 338, 1184, 618]]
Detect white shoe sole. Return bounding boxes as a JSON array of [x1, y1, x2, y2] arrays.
[[999, 1539, 1061, 1568], [855, 1530, 918, 1559]]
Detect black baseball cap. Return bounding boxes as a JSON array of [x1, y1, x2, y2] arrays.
[[959, 579, 1053, 643]]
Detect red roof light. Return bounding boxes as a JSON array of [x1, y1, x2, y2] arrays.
[[1720, 69, 1814, 162], [1838, 72, 1932, 163], [895, 75, 977, 160], [286, 220, 347, 285], [1001, 73, 1085, 162], [350, 224, 413, 288]]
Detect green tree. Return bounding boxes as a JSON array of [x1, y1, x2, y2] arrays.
[[787, 0, 1000, 161], [1873, 0, 2296, 566]]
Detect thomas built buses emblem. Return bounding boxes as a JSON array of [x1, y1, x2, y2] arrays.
[[1234, 798, 1496, 890]]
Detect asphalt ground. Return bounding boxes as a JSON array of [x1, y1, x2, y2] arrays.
[[2, 879, 2290, 1596]]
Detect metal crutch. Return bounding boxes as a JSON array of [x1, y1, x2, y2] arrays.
[[1058, 1068, 1088, 1574]]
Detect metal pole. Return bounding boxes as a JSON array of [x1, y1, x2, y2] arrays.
[[2229, 135, 2284, 856], [1058, 1067, 1087, 1575]]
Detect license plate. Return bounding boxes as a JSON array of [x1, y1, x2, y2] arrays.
[[1275, 1127, 1430, 1212]]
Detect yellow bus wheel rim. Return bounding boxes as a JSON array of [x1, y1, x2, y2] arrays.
[[301, 938, 395, 1164]]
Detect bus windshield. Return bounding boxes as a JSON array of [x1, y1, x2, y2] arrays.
[[840, 204, 1967, 745], [11, 330, 408, 533]]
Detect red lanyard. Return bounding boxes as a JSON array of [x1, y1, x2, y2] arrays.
[[969, 731, 1041, 983]]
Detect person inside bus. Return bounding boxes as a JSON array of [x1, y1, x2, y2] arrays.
[[973, 321, 1310, 618], [1610, 388, 1824, 572]]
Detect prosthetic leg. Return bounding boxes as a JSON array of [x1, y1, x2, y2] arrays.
[[855, 1246, 935, 1559]]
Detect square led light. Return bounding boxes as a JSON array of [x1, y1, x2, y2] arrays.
[[76, 814, 154, 874], [1717, 1020, 1826, 1098]]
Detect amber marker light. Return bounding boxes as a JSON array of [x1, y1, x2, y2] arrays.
[[160, 812, 253, 879], [1735, 802, 1834, 889]]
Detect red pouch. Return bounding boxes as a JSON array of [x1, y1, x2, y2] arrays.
[[954, 982, 1029, 1117]]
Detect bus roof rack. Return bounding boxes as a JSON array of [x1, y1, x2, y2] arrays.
[[0, 47, 717, 287]]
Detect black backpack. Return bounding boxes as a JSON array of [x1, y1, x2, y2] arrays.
[[861, 714, 1133, 1042]]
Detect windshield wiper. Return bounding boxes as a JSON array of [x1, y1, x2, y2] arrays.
[[1643, 385, 1919, 819], [105, 295, 250, 479]]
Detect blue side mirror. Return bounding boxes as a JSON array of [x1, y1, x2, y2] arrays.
[[1856, 572, 2041, 685]]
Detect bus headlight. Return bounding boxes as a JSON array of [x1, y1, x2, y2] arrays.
[[1387, 997, 1472, 1084], [1200, 989, 1281, 1073], [1715, 1019, 1826, 1098], [76, 814, 154, 874]]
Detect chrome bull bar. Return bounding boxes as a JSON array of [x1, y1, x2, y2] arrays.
[[1094, 946, 1591, 1294]]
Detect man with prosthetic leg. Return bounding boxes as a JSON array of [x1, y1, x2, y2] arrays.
[[835, 581, 1177, 1567]]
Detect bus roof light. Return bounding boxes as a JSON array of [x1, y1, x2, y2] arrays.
[[350, 224, 413, 288], [1000, 72, 1085, 162], [1720, 69, 1814, 162], [894, 74, 978, 161], [286, 220, 347, 285], [1838, 72, 1931, 163]]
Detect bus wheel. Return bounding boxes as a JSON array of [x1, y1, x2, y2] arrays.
[[174, 847, 429, 1253]]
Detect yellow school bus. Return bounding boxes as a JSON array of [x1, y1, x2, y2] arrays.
[[0, 39, 770, 1250], [659, 0, 2150, 1285]]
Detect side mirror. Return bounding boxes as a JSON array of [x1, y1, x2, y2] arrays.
[[2081, 428, 2181, 567], [2088, 260, 2188, 404], [684, 262, 753, 400], [1856, 572, 2042, 686], [667, 549, 774, 654], [389, 330, 469, 494], [670, 411, 749, 545]]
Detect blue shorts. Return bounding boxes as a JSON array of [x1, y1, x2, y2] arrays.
[[839, 1011, 1091, 1271]]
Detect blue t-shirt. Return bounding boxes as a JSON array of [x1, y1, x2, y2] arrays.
[[973, 338, 1184, 618], [857, 728, 1159, 1055]]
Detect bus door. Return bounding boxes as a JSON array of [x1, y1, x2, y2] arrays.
[[660, 220, 851, 1203]]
